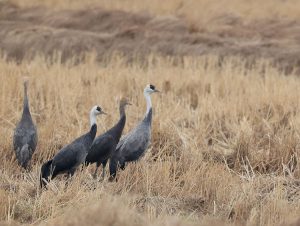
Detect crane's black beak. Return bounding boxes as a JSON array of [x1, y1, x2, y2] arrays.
[[101, 111, 107, 115], [154, 89, 160, 93]]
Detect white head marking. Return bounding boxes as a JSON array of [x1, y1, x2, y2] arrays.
[[89, 105, 102, 127], [143, 84, 159, 115]]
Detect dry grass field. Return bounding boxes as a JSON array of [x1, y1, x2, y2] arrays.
[[0, 0, 300, 226], [0, 55, 300, 226]]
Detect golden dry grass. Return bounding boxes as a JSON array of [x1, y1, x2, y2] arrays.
[[0, 55, 299, 226]]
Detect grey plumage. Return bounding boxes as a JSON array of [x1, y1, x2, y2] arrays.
[[85, 98, 130, 179], [40, 105, 105, 187], [109, 84, 159, 179], [13, 81, 38, 169]]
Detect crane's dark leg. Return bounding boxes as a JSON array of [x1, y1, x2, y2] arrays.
[[79, 162, 86, 172], [109, 157, 118, 181], [64, 168, 76, 187], [93, 162, 100, 179], [101, 159, 108, 180], [120, 160, 126, 170], [68, 168, 76, 178]]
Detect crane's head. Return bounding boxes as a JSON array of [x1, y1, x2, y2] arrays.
[[144, 84, 160, 94], [90, 105, 106, 127], [120, 97, 132, 107], [91, 105, 107, 116], [23, 80, 29, 88]]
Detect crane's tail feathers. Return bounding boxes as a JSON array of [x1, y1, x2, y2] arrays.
[[40, 160, 53, 188], [17, 144, 31, 169]]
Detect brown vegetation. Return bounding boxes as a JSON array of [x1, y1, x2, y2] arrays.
[[1, 2, 300, 73], [0, 55, 299, 225], [1, 0, 300, 225]]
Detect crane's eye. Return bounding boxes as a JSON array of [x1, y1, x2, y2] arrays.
[[96, 106, 101, 112], [150, 84, 155, 90]]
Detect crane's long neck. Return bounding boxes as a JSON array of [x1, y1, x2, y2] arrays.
[[89, 124, 97, 141], [90, 111, 97, 127], [119, 104, 126, 117], [115, 104, 127, 141], [22, 82, 30, 116], [105, 104, 126, 142], [89, 111, 98, 140], [118, 104, 127, 126], [143, 91, 152, 125], [144, 91, 152, 116]]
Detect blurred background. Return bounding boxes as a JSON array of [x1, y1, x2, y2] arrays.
[[1, 0, 300, 73]]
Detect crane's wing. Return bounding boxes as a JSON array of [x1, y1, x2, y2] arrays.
[[13, 121, 37, 152], [87, 135, 115, 161], [13, 126, 25, 151], [52, 141, 85, 173], [115, 125, 138, 151], [116, 128, 150, 161]]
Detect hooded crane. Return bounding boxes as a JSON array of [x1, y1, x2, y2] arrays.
[[13, 81, 38, 169], [109, 84, 159, 179], [40, 105, 106, 187], [85, 98, 131, 179]]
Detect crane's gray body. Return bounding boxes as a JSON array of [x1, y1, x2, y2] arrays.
[[52, 127, 96, 176], [40, 124, 97, 187], [109, 109, 152, 177], [86, 99, 128, 178], [40, 105, 103, 187], [13, 82, 38, 169]]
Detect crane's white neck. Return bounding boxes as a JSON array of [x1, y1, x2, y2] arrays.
[[90, 111, 97, 127], [144, 91, 152, 115]]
